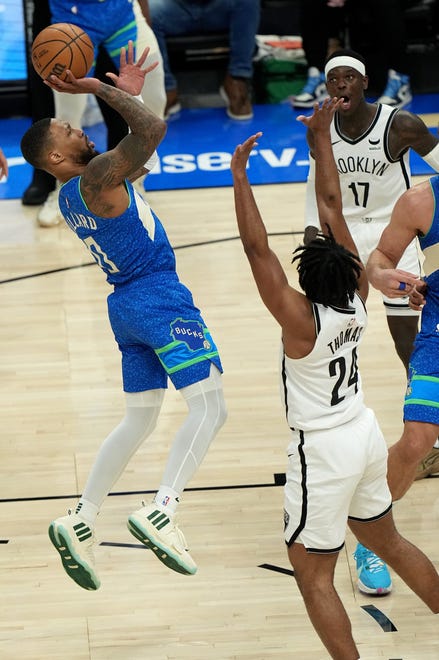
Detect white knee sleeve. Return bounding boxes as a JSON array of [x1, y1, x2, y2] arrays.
[[160, 365, 227, 493], [80, 389, 165, 509]]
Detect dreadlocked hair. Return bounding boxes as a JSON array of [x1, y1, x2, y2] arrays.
[[292, 225, 362, 308]]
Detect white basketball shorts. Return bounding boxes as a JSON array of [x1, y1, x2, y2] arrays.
[[283, 406, 392, 552]]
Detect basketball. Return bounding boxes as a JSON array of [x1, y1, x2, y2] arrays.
[[31, 23, 94, 81]]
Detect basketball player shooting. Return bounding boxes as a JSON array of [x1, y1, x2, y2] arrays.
[[19, 42, 227, 590]]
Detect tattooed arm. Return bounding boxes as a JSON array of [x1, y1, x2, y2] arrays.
[[46, 44, 166, 214]]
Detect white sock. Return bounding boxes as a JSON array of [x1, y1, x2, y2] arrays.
[[154, 487, 180, 515], [75, 500, 99, 526]]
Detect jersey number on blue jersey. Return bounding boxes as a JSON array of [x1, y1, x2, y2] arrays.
[[83, 236, 120, 274]]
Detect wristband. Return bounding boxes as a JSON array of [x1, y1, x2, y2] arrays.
[[144, 150, 158, 172]]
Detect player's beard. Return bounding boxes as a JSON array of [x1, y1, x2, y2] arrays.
[[76, 147, 100, 166]]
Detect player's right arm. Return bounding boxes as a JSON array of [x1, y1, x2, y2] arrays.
[[46, 43, 166, 188], [303, 129, 320, 244], [366, 182, 430, 296], [231, 132, 316, 356]]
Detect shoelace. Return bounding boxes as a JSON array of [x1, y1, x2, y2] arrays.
[[172, 523, 189, 551], [357, 551, 385, 574]]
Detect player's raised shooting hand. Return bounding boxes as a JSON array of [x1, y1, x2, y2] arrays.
[[44, 69, 101, 94]]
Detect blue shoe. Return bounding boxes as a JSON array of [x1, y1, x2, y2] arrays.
[[377, 69, 412, 108], [292, 67, 328, 108], [354, 543, 392, 595]]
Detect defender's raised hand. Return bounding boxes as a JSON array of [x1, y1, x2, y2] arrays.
[[230, 132, 262, 178], [297, 97, 343, 132]]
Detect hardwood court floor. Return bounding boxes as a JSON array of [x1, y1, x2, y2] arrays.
[[0, 180, 438, 659]]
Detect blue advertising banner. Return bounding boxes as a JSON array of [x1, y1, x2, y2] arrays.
[[1, 99, 438, 200]]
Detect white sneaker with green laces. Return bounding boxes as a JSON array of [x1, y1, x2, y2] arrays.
[[127, 503, 197, 575], [48, 512, 100, 590]]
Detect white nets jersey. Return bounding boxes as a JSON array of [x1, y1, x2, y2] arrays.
[[330, 104, 410, 223], [306, 104, 410, 229], [280, 293, 367, 432]]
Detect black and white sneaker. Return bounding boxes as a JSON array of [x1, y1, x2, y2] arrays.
[[292, 67, 328, 108], [377, 69, 412, 108]]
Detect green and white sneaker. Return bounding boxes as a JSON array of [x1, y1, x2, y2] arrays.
[[127, 503, 197, 576], [48, 512, 100, 590]]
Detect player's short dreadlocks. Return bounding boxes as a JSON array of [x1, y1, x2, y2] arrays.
[[292, 225, 362, 308]]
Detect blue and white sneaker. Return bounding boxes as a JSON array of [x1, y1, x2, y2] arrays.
[[354, 543, 392, 595], [377, 69, 412, 108], [127, 502, 197, 575], [292, 67, 328, 108], [48, 511, 100, 590]]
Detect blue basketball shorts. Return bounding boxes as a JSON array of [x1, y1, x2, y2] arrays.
[[49, 0, 137, 71], [107, 274, 223, 392], [404, 349, 439, 425]]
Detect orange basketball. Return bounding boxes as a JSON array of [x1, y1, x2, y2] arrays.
[[31, 23, 94, 81]]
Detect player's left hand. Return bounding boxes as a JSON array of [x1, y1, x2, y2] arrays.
[[231, 132, 262, 177], [107, 41, 158, 97], [371, 267, 420, 298]]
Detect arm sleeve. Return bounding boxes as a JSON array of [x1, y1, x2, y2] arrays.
[[422, 142, 439, 172], [144, 150, 159, 172]]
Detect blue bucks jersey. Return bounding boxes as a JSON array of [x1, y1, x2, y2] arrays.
[[404, 175, 439, 423], [414, 175, 439, 343], [58, 177, 176, 286]]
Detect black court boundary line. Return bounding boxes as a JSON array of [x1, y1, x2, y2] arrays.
[[100, 541, 146, 550], [259, 565, 399, 636], [259, 563, 294, 577], [0, 472, 286, 504], [361, 604, 398, 633], [0, 232, 301, 285]]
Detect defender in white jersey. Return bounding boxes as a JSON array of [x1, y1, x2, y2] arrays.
[[20, 44, 227, 590], [231, 99, 439, 660], [303, 49, 439, 378]]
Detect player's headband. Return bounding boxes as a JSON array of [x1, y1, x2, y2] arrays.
[[324, 56, 366, 78]]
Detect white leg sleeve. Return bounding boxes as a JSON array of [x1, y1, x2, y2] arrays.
[[54, 91, 87, 127], [79, 389, 165, 516], [159, 365, 227, 495], [134, 1, 166, 118]]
